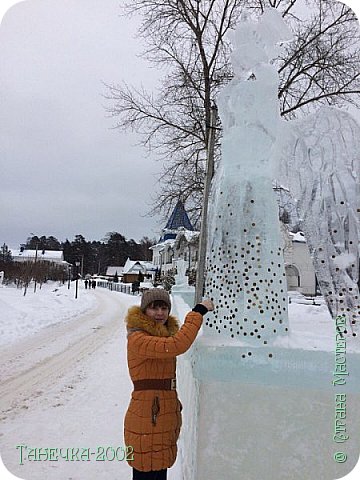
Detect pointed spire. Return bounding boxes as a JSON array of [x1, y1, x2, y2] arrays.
[[165, 199, 194, 231]]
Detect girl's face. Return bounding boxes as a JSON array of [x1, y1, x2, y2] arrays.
[[145, 301, 169, 324]]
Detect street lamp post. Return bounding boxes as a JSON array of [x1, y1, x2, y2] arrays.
[[75, 261, 80, 299], [67, 264, 72, 289]]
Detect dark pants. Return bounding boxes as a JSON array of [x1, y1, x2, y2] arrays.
[[133, 467, 167, 480]]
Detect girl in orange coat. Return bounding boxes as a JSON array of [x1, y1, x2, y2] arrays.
[[124, 288, 213, 480]]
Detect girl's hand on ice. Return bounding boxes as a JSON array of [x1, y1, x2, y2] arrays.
[[200, 299, 214, 311]]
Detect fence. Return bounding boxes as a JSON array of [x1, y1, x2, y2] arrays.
[[96, 280, 133, 295]]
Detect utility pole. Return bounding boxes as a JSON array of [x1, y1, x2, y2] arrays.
[[33, 242, 38, 293], [30, 233, 39, 293], [195, 104, 218, 304], [67, 264, 71, 289]]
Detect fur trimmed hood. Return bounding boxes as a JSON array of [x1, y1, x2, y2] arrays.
[[125, 305, 180, 337]]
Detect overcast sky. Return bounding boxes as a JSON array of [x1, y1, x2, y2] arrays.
[[1, 0, 359, 250], [0, 0, 164, 248]]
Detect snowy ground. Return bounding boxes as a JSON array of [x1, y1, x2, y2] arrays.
[[278, 291, 359, 353], [0, 283, 183, 480], [0, 283, 359, 480], [0, 282, 96, 346]]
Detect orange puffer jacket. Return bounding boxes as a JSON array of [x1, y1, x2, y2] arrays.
[[124, 305, 203, 472]]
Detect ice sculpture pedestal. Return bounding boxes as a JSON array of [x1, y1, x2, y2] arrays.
[[172, 310, 360, 480], [171, 284, 195, 311], [194, 374, 360, 480]]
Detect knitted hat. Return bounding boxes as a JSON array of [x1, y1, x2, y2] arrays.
[[141, 288, 171, 312]]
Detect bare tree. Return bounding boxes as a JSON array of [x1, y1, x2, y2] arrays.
[[278, 1, 360, 117], [105, 0, 360, 224], [106, 0, 242, 222]]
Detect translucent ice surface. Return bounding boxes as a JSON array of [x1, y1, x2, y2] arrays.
[[278, 106, 360, 336], [205, 10, 290, 344]]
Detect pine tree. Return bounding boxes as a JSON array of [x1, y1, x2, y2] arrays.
[[0, 243, 12, 263]]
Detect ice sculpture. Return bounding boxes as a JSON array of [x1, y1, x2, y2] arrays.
[[172, 258, 195, 307], [205, 9, 292, 345], [278, 107, 360, 336], [174, 258, 188, 286]]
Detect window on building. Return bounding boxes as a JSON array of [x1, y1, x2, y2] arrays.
[[285, 265, 300, 289]]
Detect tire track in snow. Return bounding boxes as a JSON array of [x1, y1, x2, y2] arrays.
[[0, 289, 127, 417]]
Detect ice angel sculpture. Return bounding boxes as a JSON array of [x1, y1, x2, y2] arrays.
[[204, 9, 292, 345], [278, 106, 360, 337]]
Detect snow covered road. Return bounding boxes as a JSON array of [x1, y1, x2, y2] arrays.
[[1, 288, 127, 417], [0, 286, 141, 480]]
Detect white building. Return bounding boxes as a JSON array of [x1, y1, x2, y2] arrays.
[[150, 200, 199, 275], [283, 230, 316, 296], [173, 229, 199, 271], [11, 249, 66, 265], [105, 266, 124, 278]]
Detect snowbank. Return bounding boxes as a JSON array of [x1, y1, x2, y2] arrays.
[[0, 282, 96, 346]]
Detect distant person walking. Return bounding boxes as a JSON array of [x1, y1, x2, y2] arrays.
[[91, 280, 96, 289], [124, 288, 214, 480], [84, 279, 88, 289]]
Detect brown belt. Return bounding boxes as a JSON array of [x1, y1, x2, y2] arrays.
[[133, 378, 176, 391]]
